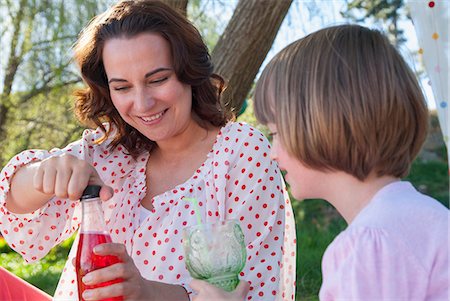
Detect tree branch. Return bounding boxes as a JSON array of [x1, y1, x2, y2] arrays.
[[19, 78, 81, 105], [161, 0, 188, 16]]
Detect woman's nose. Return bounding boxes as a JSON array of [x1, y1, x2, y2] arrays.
[[134, 88, 155, 112]]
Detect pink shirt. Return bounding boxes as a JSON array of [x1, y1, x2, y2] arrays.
[[320, 181, 449, 300], [0, 122, 297, 301]]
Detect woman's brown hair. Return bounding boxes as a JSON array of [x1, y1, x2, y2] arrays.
[[73, 0, 232, 158], [254, 24, 429, 180]]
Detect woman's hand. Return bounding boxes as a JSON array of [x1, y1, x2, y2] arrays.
[[7, 153, 113, 214], [34, 153, 113, 200], [81, 243, 145, 301], [190, 279, 249, 301]]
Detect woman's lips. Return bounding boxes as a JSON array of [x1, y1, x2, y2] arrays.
[[138, 109, 167, 123]]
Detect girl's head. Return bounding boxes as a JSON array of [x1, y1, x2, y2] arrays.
[[254, 24, 428, 183], [73, 0, 231, 157]]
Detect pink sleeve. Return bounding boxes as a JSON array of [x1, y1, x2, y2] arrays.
[[0, 128, 103, 263], [319, 228, 428, 300], [0, 266, 52, 301]]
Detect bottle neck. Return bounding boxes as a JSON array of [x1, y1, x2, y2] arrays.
[[80, 197, 108, 234]]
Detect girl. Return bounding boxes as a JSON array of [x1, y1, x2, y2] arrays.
[[194, 24, 449, 300]]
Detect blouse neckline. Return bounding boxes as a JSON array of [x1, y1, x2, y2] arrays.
[[137, 123, 229, 213]]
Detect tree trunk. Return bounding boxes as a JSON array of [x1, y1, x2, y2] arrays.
[[211, 0, 293, 113], [161, 0, 188, 16]]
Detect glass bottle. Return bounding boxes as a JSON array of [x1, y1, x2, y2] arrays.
[[75, 185, 123, 301]]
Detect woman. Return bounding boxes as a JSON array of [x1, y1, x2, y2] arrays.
[[0, 1, 296, 300]]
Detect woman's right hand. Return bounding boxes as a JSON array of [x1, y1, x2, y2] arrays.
[[6, 154, 113, 214], [33, 153, 112, 201]]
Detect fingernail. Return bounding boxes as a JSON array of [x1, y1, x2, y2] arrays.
[[93, 245, 103, 253], [82, 290, 93, 300], [82, 274, 92, 284]]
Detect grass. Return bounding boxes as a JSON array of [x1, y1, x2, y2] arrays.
[[0, 235, 73, 295], [294, 200, 346, 300], [0, 158, 448, 299], [405, 159, 449, 207]]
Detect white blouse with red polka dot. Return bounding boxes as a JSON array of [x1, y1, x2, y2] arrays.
[[0, 122, 296, 301]]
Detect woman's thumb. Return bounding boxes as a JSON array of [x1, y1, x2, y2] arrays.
[[234, 280, 250, 297], [88, 171, 113, 201], [189, 279, 210, 292], [99, 185, 114, 201]]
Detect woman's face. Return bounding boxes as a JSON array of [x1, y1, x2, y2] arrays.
[[267, 123, 325, 201], [102, 32, 193, 142]]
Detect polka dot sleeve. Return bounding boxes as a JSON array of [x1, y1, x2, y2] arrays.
[[0, 128, 104, 263], [205, 122, 296, 301]]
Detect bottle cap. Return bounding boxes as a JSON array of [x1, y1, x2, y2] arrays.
[[80, 185, 101, 200]]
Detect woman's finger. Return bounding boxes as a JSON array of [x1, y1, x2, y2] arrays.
[[93, 243, 130, 262], [190, 279, 249, 300], [54, 168, 72, 199], [99, 185, 114, 201], [82, 281, 125, 301], [234, 280, 250, 297], [67, 167, 91, 200], [41, 167, 57, 195], [82, 263, 127, 286], [190, 279, 212, 292]]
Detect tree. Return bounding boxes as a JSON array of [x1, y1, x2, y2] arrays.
[[163, 0, 188, 16], [342, 0, 407, 46], [0, 0, 109, 165], [211, 0, 292, 113]]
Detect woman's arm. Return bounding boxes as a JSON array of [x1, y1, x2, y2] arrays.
[[6, 161, 52, 214], [0, 128, 113, 263], [6, 154, 111, 214]]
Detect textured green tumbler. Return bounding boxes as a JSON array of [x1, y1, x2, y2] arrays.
[[183, 220, 247, 292]]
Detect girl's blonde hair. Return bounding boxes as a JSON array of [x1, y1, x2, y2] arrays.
[[254, 24, 428, 180]]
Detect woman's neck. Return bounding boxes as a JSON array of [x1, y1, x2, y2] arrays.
[[153, 120, 217, 162]]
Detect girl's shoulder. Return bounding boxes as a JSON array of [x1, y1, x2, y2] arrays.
[[323, 226, 425, 272]]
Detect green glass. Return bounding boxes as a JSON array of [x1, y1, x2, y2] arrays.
[[182, 220, 247, 292]]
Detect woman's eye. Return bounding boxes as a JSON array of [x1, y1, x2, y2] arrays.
[[113, 86, 129, 91], [150, 77, 168, 84]]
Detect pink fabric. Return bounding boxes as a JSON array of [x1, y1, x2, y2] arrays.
[[0, 266, 52, 301], [0, 122, 296, 301], [320, 181, 449, 300]]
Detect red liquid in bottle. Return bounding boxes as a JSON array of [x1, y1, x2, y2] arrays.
[[75, 231, 123, 301]]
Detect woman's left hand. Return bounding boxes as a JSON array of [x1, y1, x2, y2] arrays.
[[190, 279, 249, 301], [81, 243, 145, 301]]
